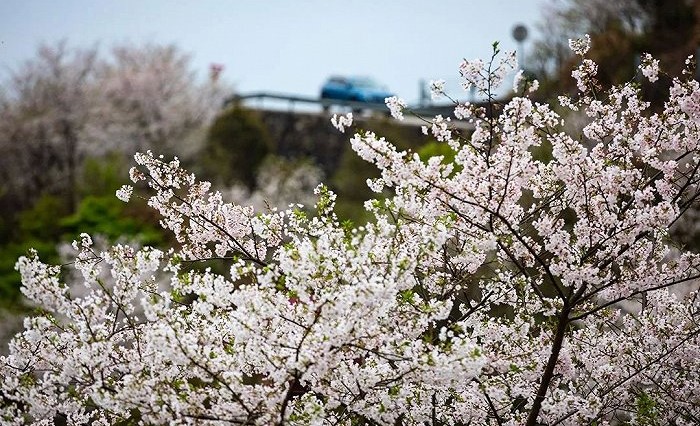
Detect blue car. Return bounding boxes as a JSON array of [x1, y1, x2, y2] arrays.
[[320, 76, 394, 104]]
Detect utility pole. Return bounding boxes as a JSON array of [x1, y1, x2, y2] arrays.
[[419, 79, 428, 107], [512, 24, 529, 69]]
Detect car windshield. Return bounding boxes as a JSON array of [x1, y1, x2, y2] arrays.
[[349, 77, 380, 88]]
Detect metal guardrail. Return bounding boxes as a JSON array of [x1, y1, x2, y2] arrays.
[[224, 92, 459, 118], [225, 92, 388, 112]]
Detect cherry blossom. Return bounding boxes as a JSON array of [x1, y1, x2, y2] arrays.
[[639, 52, 660, 83], [330, 112, 353, 133], [115, 184, 133, 202], [430, 79, 446, 100], [385, 96, 407, 120], [3, 37, 700, 426], [568, 34, 591, 56]]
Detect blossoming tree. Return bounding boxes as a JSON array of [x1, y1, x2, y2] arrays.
[[0, 42, 223, 214], [2, 37, 700, 425]]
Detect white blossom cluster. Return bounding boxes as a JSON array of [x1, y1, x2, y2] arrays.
[[513, 69, 540, 94], [460, 43, 517, 100], [115, 184, 133, 202], [384, 95, 407, 120], [568, 34, 591, 56], [429, 79, 446, 100], [639, 52, 660, 83], [330, 112, 353, 133], [3, 37, 700, 426], [571, 59, 598, 93]]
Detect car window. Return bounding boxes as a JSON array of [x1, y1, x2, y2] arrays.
[[349, 78, 378, 88]]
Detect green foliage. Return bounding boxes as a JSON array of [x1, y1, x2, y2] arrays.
[[416, 141, 464, 175], [635, 391, 659, 426], [18, 194, 70, 241], [0, 194, 68, 308], [79, 154, 128, 199], [201, 105, 273, 189], [0, 151, 169, 309], [72, 153, 163, 244], [417, 141, 455, 164], [60, 196, 163, 246]]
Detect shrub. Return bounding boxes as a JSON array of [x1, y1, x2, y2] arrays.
[[201, 105, 273, 189]]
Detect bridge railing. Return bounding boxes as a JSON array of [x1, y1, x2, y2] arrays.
[[224, 92, 462, 118]]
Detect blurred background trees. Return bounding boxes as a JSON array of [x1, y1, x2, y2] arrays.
[[0, 42, 223, 309], [0, 42, 222, 217], [530, 0, 700, 103], [0, 42, 97, 216], [3, 0, 700, 311], [95, 44, 222, 157]]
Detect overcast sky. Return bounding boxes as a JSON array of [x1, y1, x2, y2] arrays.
[[0, 0, 546, 103]]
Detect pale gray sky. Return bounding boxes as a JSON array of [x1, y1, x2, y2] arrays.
[[0, 0, 546, 103]]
